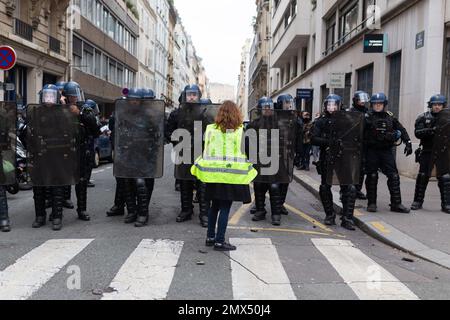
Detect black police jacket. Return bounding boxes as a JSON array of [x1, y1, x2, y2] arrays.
[[415, 112, 436, 152], [364, 111, 410, 149]]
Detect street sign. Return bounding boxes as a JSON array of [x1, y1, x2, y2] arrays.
[[328, 72, 346, 89], [363, 34, 388, 53], [296, 88, 314, 101], [0, 46, 17, 71], [416, 31, 425, 49]]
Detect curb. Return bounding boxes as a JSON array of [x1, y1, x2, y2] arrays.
[[293, 171, 450, 271]]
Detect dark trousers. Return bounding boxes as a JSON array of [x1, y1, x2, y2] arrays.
[[207, 200, 233, 244], [301, 143, 312, 169], [365, 147, 398, 176]]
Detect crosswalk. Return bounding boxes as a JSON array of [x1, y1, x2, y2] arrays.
[[0, 237, 421, 300]]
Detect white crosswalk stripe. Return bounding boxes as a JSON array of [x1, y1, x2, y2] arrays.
[[312, 238, 419, 300], [0, 239, 94, 300], [0, 237, 422, 300], [101, 239, 184, 300], [229, 238, 297, 300]]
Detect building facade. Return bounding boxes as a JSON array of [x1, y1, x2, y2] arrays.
[[0, 0, 71, 106], [137, 0, 157, 91], [70, 0, 139, 116], [268, 0, 449, 177], [237, 39, 251, 119], [209, 82, 235, 103]]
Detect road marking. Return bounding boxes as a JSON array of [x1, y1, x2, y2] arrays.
[[102, 239, 183, 300], [228, 226, 341, 237], [312, 238, 419, 300], [284, 203, 333, 233], [229, 238, 297, 300], [92, 169, 105, 174], [0, 239, 93, 300], [228, 193, 255, 226], [371, 222, 391, 234]]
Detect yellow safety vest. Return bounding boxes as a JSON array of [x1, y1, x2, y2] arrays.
[[191, 124, 257, 185]]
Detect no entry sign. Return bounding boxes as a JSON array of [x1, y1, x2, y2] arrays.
[[0, 46, 17, 71]]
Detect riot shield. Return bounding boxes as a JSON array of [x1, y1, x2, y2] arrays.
[[26, 104, 80, 186], [113, 99, 165, 179], [174, 103, 219, 180], [248, 109, 297, 184], [431, 109, 450, 177], [325, 111, 364, 185], [0, 102, 17, 186]]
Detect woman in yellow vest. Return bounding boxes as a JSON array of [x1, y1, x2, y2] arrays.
[[191, 101, 257, 251]]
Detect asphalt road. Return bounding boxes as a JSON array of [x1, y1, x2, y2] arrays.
[[1, 145, 450, 300]]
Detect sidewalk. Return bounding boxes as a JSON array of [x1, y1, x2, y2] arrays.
[[293, 169, 450, 270]]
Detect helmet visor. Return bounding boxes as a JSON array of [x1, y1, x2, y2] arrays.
[[185, 90, 200, 103], [325, 100, 339, 112], [42, 89, 58, 104], [282, 98, 294, 110], [356, 92, 370, 104], [260, 101, 273, 110]]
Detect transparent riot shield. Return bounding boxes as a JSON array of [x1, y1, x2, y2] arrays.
[[174, 103, 213, 180], [0, 101, 17, 186], [431, 109, 450, 177], [113, 99, 165, 179], [248, 109, 296, 184], [26, 104, 80, 186], [325, 111, 364, 185]]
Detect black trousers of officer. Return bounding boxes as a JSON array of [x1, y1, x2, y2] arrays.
[[253, 182, 282, 217], [113, 177, 126, 209], [413, 152, 450, 211], [124, 178, 155, 221], [178, 180, 209, 220], [365, 147, 403, 207], [75, 145, 92, 214], [0, 186, 10, 231], [33, 186, 64, 221], [318, 167, 356, 222]]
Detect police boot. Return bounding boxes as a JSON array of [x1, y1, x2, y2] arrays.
[[198, 182, 209, 228], [75, 182, 91, 221], [32, 187, 47, 228], [388, 174, 410, 214], [124, 180, 138, 224], [438, 175, 450, 214], [341, 186, 357, 231], [320, 185, 336, 226], [411, 173, 430, 210], [250, 205, 257, 214], [269, 184, 282, 226], [177, 181, 194, 222], [51, 187, 64, 231], [135, 179, 149, 228], [366, 173, 378, 212], [175, 179, 181, 192], [63, 186, 75, 209], [0, 187, 11, 232], [107, 178, 126, 217], [252, 183, 267, 221], [280, 183, 289, 216]]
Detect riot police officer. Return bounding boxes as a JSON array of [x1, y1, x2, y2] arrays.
[[349, 91, 371, 200], [411, 94, 450, 213], [167, 84, 209, 226], [63, 82, 99, 222], [83, 99, 100, 188], [115, 88, 161, 227], [247, 97, 284, 226], [364, 93, 413, 213], [312, 94, 361, 230]]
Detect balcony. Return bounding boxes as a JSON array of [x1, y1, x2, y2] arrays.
[[49, 36, 61, 54], [271, 13, 310, 69], [14, 18, 33, 42]]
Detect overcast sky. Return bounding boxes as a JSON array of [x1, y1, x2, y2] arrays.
[[174, 0, 256, 89]]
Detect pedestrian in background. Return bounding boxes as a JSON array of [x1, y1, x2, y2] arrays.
[[191, 101, 257, 251], [298, 111, 313, 171]]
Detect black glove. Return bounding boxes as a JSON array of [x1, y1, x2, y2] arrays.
[[404, 141, 413, 157]]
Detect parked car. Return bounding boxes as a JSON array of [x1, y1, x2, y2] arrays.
[[94, 125, 113, 168]]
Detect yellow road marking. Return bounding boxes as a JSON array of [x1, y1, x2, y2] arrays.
[[228, 193, 255, 226], [371, 221, 391, 234], [228, 226, 345, 237], [284, 203, 334, 233]]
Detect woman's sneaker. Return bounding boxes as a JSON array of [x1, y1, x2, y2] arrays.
[[214, 242, 236, 251]]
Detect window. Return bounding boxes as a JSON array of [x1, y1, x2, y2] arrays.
[[117, 64, 124, 87], [357, 64, 374, 96], [95, 1, 102, 29], [325, 15, 336, 52], [83, 43, 94, 74], [103, 8, 109, 34], [94, 50, 101, 77], [86, 0, 93, 21], [109, 60, 116, 84], [340, 2, 359, 43], [108, 14, 116, 39], [102, 55, 108, 80]]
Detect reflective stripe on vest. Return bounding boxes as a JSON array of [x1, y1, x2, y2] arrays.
[[190, 124, 257, 185]]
